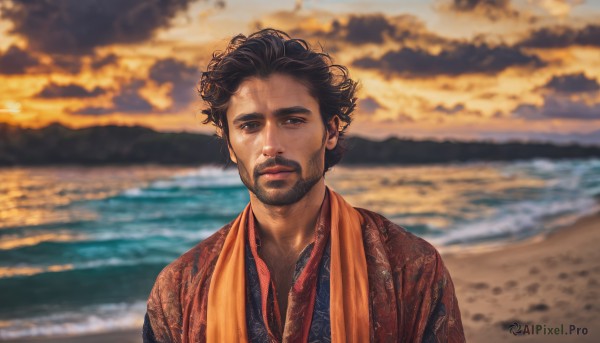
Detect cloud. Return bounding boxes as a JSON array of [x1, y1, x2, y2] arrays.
[[518, 24, 600, 48], [0, 0, 198, 55], [51, 55, 84, 74], [149, 58, 200, 109], [336, 14, 396, 45], [517, 72, 600, 121], [71, 58, 199, 115], [49, 53, 118, 74], [285, 13, 449, 50], [353, 42, 545, 77], [110, 80, 154, 113], [72, 79, 153, 115], [432, 103, 483, 116], [91, 54, 119, 70], [513, 96, 600, 120], [0, 45, 40, 74], [531, 0, 584, 18], [35, 83, 107, 98], [340, 14, 451, 46], [72, 107, 114, 116], [359, 96, 386, 115], [543, 73, 600, 93], [0, 43, 118, 76], [395, 113, 415, 123], [441, 0, 520, 21], [434, 103, 466, 114]]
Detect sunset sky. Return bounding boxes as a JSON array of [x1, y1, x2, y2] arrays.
[[1, 0, 599, 143]]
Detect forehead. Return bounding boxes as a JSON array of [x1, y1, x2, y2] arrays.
[[226, 73, 318, 118]]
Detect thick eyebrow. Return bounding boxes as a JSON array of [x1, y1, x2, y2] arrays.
[[274, 106, 312, 117], [232, 106, 312, 125]]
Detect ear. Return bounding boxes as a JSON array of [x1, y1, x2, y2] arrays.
[[325, 115, 340, 151]]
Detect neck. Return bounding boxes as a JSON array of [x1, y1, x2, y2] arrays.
[[249, 180, 327, 252]]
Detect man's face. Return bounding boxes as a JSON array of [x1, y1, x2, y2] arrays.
[[225, 73, 338, 206]]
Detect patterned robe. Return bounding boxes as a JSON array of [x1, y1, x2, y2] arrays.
[[144, 193, 465, 342]]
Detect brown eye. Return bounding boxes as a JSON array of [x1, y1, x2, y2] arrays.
[[240, 122, 260, 130], [284, 118, 305, 125]]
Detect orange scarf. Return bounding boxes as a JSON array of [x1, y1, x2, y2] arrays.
[[206, 187, 370, 342]]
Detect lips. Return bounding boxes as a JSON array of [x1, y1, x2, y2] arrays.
[[259, 166, 295, 175]]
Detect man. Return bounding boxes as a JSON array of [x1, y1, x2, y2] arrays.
[[144, 29, 465, 343]]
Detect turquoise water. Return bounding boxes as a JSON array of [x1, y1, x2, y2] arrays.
[[0, 159, 599, 339]]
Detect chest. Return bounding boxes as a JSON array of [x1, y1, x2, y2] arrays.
[[261, 251, 297, 295], [245, 240, 332, 342], [259, 247, 305, 321]]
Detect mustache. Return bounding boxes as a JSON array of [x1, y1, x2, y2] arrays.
[[254, 156, 301, 177]]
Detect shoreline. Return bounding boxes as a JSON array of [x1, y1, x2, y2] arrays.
[[3, 212, 599, 343], [1, 330, 139, 343]]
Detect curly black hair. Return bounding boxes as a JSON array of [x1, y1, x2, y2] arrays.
[[198, 28, 358, 173]]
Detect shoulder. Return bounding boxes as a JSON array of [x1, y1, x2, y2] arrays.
[[355, 207, 442, 268], [146, 223, 231, 342], [153, 221, 233, 293], [148, 221, 234, 315], [355, 208, 463, 341], [146, 222, 234, 341]]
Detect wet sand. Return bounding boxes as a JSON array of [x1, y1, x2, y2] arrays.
[[5, 213, 600, 343]]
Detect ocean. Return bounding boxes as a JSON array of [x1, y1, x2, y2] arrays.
[[1, 159, 599, 340]]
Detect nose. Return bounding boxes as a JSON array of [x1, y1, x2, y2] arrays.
[[261, 120, 285, 157]]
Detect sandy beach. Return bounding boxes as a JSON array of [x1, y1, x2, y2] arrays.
[[445, 212, 600, 342], [4, 212, 599, 343]]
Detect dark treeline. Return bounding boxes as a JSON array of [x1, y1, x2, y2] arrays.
[[0, 123, 229, 166], [342, 136, 600, 165], [1, 123, 599, 166]]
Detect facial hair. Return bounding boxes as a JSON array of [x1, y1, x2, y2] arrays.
[[233, 135, 326, 206]]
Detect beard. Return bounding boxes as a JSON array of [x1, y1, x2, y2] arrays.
[[234, 141, 325, 206]]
